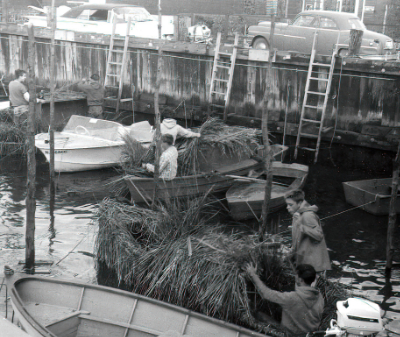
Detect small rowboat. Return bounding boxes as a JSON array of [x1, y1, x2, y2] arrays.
[[6, 274, 266, 337], [342, 178, 400, 215], [124, 145, 287, 204], [226, 162, 309, 221], [124, 158, 263, 204]]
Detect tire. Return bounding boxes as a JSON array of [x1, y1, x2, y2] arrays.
[[252, 37, 269, 50]]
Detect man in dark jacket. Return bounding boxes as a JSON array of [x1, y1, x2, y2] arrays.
[[77, 74, 105, 118], [246, 263, 324, 335], [285, 190, 331, 273]]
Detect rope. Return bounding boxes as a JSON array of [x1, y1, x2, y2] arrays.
[[320, 195, 379, 221]]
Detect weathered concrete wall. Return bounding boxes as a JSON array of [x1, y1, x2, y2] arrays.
[[0, 26, 399, 150]]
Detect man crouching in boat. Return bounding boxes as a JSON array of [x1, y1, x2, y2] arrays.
[[246, 263, 324, 335], [143, 134, 178, 180]]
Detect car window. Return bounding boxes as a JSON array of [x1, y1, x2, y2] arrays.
[[292, 15, 318, 28], [348, 18, 366, 30], [76, 10, 93, 20], [319, 17, 338, 30], [88, 10, 108, 21], [113, 7, 151, 22]]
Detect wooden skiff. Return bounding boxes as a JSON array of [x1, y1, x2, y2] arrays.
[[226, 162, 309, 221], [342, 178, 400, 215], [7, 275, 266, 337], [124, 145, 288, 204]]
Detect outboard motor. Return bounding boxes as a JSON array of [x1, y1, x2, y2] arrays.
[[326, 298, 385, 337]]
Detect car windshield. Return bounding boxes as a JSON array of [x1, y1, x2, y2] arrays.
[[114, 7, 151, 22], [292, 15, 319, 27], [348, 18, 366, 30]]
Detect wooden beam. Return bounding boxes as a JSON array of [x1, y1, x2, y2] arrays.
[[25, 23, 37, 273], [49, 1, 56, 208]]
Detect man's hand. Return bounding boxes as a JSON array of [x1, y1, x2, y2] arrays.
[[195, 133, 201, 138], [36, 98, 46, 103], [245, 262, 257, 276], [142, 163, 147, 169]]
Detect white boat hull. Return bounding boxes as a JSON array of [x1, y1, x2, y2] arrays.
[[36, 143, 124, 172]]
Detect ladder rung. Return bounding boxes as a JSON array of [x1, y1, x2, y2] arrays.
[[112, 37, 126, 41], [214, 79, 229, 82], [111, 50, 124, 54], [303, 104, 320, 109], [312, 63, 331, 67], [307, 91, 326, 96], [302, 119, 321, 124], [106, 74, 120, 77], [105, 85, 119, 89], [211, 91, 226, 96], [218, 52, 233, 57], [309, 77, 329, 81], [300, 133, 319, 139], [300, 147, 317, 152], [108, 62, 123, 65], [216, 65, 230, 69], [120, 98, 133, 102]]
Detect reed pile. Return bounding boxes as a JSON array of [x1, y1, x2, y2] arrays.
[[96, 198, 350, 334], [119, 118, 262, 176], [0, 109, 27, 155]]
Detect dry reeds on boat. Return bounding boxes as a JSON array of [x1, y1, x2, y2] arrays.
[[176, 118, 262, 175], [119, 134, 154, 176], [95, 197, 291, 331]]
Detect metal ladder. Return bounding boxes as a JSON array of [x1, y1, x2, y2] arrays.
[[209, 32, 238, 121], [104, 18, 133, 115], [294, 30, 339, 164]]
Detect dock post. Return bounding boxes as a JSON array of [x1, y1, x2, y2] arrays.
[[260, 14, 276, 240], [49, 1, 56, 205], [386, 142, 400, 278], [25, 24, 37, 273], [153, 0, 163, 200]]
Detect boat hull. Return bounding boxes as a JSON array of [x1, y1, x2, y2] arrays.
[[124, 159, 263, 203], [342, 178, 400, 215], [8, 276, 266, 337], [36, 144, 124, 172], [226, 162, 309, 220]]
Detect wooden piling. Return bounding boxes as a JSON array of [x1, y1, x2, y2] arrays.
[[49, 1, 56, 202], [385, 141, 400, 278], [25, 24, 37, 272], [153, 0, 163, 186], [260, 15, 276, 240]]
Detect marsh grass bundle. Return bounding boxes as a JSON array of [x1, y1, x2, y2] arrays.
[[0, 121, 27, 155], [96, 197, 292, 331], [176, 118, 262, 175], [119, 118, 262, 177]]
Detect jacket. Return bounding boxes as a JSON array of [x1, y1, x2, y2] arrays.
[[259, 284, 324, 334], [77, 79, 105, 106], [160, 119, 198, 144], [292, 201, 331, 272]]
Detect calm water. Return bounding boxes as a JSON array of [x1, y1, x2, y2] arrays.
[[0, 151, 399, 325]]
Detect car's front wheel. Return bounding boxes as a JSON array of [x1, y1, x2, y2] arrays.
[[252, 37, 269, 50]]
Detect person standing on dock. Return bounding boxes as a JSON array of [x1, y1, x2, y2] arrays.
[[77, 74, 105, 119], [161, 118, 200, 144], [246, 263, 324, 335], [143, 134, 178, 180], [285, 190, 331, 273]]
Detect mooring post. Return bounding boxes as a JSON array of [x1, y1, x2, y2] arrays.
[[152, 0, 163, 204], [49, 1, 56, 202], [386, 141, 400, 278], [260, 14, 276, 241], [25, 24, 37, 273]]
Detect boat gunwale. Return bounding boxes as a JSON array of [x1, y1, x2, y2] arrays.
[[342, 178, 394, 200], [10, 276, 269, 337]]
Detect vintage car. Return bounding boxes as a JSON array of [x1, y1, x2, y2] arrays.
[[247, 10, 395, 56], [24, 4, 175, 39]]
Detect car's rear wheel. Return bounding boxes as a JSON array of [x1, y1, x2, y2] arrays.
[[338, 48, 349, 57], [252, 37, 269, 50]]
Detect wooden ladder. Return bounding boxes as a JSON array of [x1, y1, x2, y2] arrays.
[[294, 30, 339, 164], [104, 18, 133, 115], [209, 32, 238, 121]]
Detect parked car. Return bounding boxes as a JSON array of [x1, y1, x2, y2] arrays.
[[24, 4, 175, 39], [246, 10, 395, 56]]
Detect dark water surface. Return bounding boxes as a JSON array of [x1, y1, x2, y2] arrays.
[[0, 149, 399, 325]]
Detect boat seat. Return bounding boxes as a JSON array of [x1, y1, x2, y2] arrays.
[[45, 310, 91, 337], [45, 310, 91, 328]]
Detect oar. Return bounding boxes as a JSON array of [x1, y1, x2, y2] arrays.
[[225, 175, 289, 187]]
